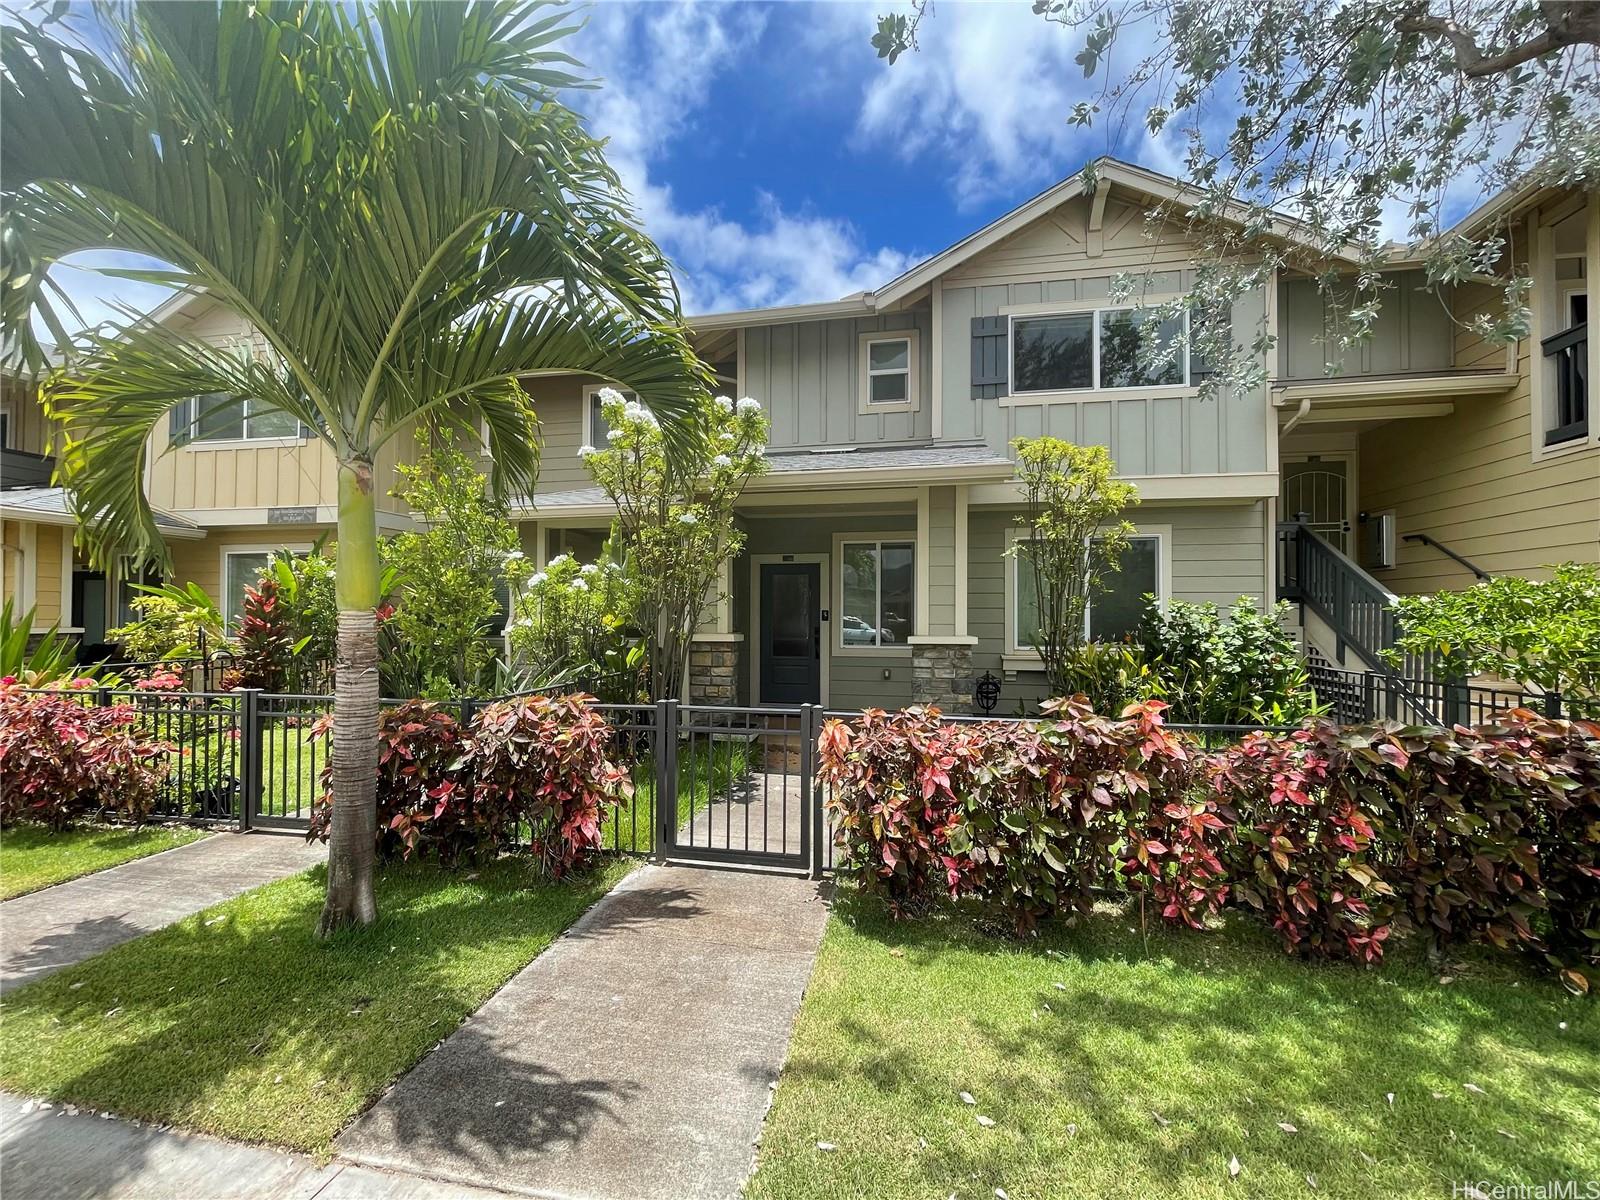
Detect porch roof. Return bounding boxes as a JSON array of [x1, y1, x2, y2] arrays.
[[514, 442, 1017, 519], [0, 486, 206, 539]]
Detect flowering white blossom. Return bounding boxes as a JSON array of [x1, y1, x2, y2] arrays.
[[596, 386, 625, 406], [570, 577, 589, 592], [528, 572, 547, 587], [579, 563, 599, 576], [714, 395, 734, 413], [711, 453, 732, 468], [736, 397, 762, 414], [503, 549, 525, 562], [548, 554, 572, 567], [752, 444, 766, 457], [677, 512, 699, 525], [606, 428, 624, 441], [516, 616, 532, 628], [606, 560, 622, 572], [577, 444, 596, 457]]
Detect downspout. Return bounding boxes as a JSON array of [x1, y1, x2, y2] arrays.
[[1280, 395, 1313, 437]]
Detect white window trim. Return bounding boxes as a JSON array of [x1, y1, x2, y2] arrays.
[[832, 531, 916, 656], [1004, 296, 1194, 401], [1003, 523, 1172, 665], [857, 330, 920, 416], [584, 383, 638, 447], [220, 542, 311, 630], [182, 396, 308, 450]]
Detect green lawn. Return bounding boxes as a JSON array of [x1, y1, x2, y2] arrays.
[[608, 737, 756, 854], [0, 856, 632, 1152], [750, 894, 1599, 1200], [1, 825, 211, 900]]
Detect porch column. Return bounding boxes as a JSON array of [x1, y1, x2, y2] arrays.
[[909, 484, 978, 713]]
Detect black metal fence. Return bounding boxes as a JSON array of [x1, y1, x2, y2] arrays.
[[1305, 659, 1592, 726]]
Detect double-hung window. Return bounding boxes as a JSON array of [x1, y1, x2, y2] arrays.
[[1011, 530, 1166, 652], [858, 331, 918, 414], [222, 550, 274, 632], [838, 537, 914, 649], [171, 394, 302, 446], [1010, 306, 1188, 394]]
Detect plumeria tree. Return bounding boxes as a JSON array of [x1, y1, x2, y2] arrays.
[[2, 2, 704, 934], [508, 550, 640, 696], [582, 389, 769, 700]]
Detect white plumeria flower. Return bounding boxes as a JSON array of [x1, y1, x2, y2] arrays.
[[579, 563, 599, 576], [606, 428, 624, 441], [577, 444, 596, 457], [719, 429, 736, 443], [736, 397, 762, 413], [516, 617, 532, 628], [714, 395, 734, 413], [596, 386, 626, 405], [529, 572, 547, 587], [678, 511, 699, 525], [606, 560, 622, 572], [752, 444, 766, 456], [548, 553, 572, 567], [570, 577, 589, 592], [504, 549, 525, 562], [711, 453, 731, 467]]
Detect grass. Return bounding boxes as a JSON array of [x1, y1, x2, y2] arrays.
[[1, 824, 211, 900], [749, 893, 1600, 1200], [607, 737, 757, 854], [0, 856, 633, 1152]]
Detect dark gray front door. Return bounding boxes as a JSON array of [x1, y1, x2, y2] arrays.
[[759, 562, 820, 705]]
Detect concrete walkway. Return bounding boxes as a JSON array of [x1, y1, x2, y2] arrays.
[[0, 1092, 518, 1199], [0, 831, 323, 994], [337, 864, 830, 1200]]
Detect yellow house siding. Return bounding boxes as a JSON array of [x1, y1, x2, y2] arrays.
[[165, 525, 335, 606], [1359, 273, 1600, 594], [31, 522, 63, 625], [1, 520, 20, 609], [1, 377, 53, 457]]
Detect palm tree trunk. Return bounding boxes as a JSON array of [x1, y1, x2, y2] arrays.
[[317, 457, 382, 937]]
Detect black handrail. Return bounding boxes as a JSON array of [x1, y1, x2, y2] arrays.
[[1401, 533, 1490, 581]]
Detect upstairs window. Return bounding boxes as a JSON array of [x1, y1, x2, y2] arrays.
[[858, 331, 919, 414], [171, 394, 302, 446], [1011, 307, 1187, 394]]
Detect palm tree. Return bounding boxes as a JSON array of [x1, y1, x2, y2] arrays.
[[1, 1, 705, 934]]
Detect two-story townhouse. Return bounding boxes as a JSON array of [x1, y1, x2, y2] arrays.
[[4, 157, 1595, 707]]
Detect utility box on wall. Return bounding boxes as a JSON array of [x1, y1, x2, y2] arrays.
[[1361, 510, 1396, 570]]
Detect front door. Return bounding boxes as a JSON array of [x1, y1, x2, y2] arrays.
[[759, 562, 821, 706], [1281, 457, 1351, 555]]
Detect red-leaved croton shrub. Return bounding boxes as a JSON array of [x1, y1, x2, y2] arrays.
[[305, 701, 479, 864], [470, 693, 632, 879], [1210, 724, 1394, 963], [1522, 714, 1600, 993], [0, 684, 169, 829], [817, 706, 972, 914]]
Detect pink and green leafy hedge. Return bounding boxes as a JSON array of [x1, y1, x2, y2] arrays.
[[819, 701, 1600, 993]]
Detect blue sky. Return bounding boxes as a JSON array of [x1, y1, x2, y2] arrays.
[[48, 0, 1182, 329]]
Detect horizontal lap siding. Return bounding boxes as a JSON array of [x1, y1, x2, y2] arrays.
[[967, 502, 1268, 710], [1359, 276, 1600, 594]]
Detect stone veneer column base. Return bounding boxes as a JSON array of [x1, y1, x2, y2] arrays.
[[908, 638, 978, 714], [688, 636, 743, 705]]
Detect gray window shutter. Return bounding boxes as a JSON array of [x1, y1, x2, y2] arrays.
[[168, 398, 193, 447], [971, 316, 1007, 399]]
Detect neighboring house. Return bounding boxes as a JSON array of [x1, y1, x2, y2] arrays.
[[3, 158, 1595, 708]]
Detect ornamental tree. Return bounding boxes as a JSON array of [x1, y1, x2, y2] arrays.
[[1389, 562, 1600, 700], [873, 1, 1600, 391], [508, 549, 641, 696], [1011, 437, 1140, 699], [582, 389, 768, 701]]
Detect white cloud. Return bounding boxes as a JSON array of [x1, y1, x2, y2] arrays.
[[571, 1, 919, 313]]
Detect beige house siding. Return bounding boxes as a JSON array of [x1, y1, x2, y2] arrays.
[[31, 521, 63, 625], [1277, 269, 1455, 379], [937, 194, 1270, 476], [1359, 276, 1600, 594], [510, 376, 588, 494], [1, 520, 20, 611], [2, 376, 53, 457]]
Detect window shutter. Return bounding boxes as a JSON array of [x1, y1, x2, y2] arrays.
[[168, 398, 193, 447], [971, 316, 1007, 399]]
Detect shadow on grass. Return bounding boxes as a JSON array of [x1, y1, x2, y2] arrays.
[[0, 857, 630, 1157], [772, 891, 1599, 1198]]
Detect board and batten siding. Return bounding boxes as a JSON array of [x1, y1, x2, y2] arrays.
[[935, 194, 1270, 476], [1359, 275, 1600, 594], [740, 312, 933, 450], [1, 377, 53, 457], [966, 502, 1270, 708], [1277, 269, 1455, 380], [508, 377, 589, 494]]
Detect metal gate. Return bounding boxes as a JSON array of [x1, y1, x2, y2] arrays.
[[657, 703, 824, 872], [1281, 461, 1350, 554]]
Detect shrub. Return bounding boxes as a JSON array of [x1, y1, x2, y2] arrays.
[[305, 701, 478, 864], [1210, 725, 1395, 962], [1525, 714, 1600, 993], [227, 577, 297, 691], [1, 600, 88, 688], [817, 706, 970, 914], [0, 685, 168, 829], [1136, 596, 1322, 725], [507, 550, 641, 699], [1052, 641, 1153, 717], [470, 693, 632, 878], [107, 581, 227, 662]]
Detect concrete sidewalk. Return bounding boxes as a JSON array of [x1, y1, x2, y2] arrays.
[[337, 864, 830, 1200], [0, 1092, 518, 1199], [0, 832, 322, 994]]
